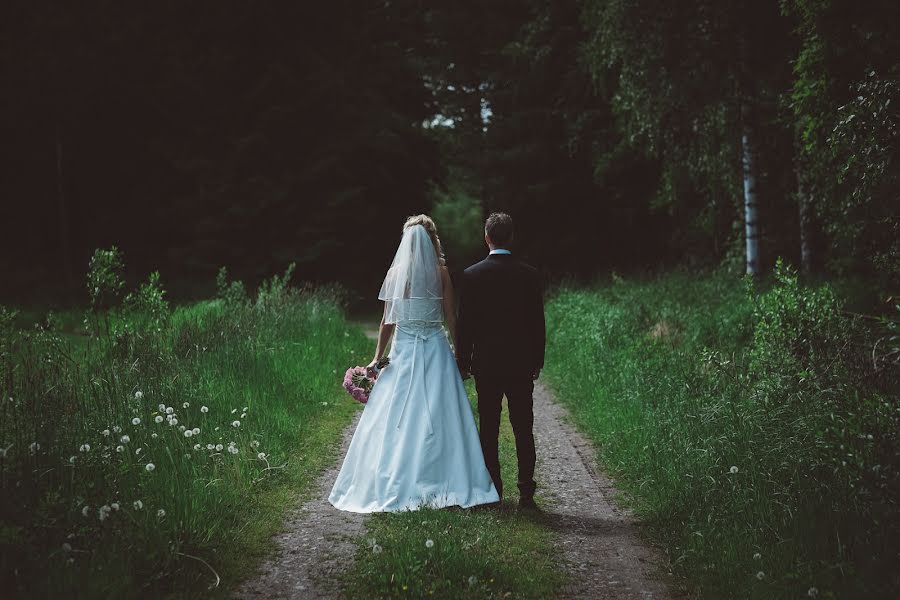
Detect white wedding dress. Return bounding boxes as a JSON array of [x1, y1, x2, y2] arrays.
[[329, 226, 499, 513]]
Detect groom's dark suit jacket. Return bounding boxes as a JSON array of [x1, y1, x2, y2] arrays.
[[455, 253, 545, 377]]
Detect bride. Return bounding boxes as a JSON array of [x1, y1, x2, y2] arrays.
[[329, 215, 500, 512]]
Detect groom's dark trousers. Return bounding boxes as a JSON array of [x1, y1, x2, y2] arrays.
[[455, 252, 545, 500]]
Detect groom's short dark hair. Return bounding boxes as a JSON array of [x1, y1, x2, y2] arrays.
[[485, 212, 514, 247]]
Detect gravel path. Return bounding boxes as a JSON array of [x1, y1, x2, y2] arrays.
[[533, 382, 672, 599], [234, 411, 366, 600]]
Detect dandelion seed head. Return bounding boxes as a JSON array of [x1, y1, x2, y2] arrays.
[[468, 575, 477, 586], [183, 402, 189, 409], [158, 404, 166, 412], [101, 429, 110, 437], [79, 444, 91, 452], [425, 539, 434, 548], [145, 463, 155, 472], [112, 426, 121, 434], [111, 502, 120, 511], [132, 418, 141, 426], [200, 406, 209, 413], [133, 500, 143, 510], [372, 544, 383, 554], [157, 509, 166, 518], [192, 428, 200, 435], [165, 407, 174, 415], [184, 430, 193, 438], [807, 587, 819, 597], [756, 571, 765, 580], [232, 420, 241, 428], [151, 433, 158, 439], [193, 443, 201, 450], [257, 452, 266, 460], [215, 444, 224, 452], [134, 391, 143, 400], [730, 466, 739, 474], [155, 415, 164, 423], [116, 445, 124, 453], [120, 435, 130, 444], [753, 552, 761, 560]]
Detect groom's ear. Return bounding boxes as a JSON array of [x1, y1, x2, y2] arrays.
[[484, 233, 491, 248]]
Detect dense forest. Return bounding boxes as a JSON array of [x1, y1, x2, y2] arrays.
[[2, 0, 897, 299]]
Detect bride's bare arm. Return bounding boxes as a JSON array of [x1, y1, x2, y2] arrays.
[[368, 304, 395, 368], [441, 267, 458, 350]]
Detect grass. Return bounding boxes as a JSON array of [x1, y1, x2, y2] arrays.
[[343, 380, 566, 599], [542, 267, 899, 599], [0, 254, 369, 598]]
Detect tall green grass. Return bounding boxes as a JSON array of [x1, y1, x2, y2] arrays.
[[544, 266, 899, 599], [0, 250, 367, 598]]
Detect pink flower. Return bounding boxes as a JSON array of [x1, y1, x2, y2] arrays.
[[343, 367, 376, 404]]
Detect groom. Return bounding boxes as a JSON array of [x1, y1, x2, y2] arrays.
[[456, 212, 545, 509]]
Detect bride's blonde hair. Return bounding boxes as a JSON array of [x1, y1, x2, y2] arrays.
[[403, 214, 445, 266]]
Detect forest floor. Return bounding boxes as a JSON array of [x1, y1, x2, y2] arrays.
[[235, 325, 674, 599]]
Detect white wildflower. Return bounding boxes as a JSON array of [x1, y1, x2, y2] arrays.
[[98, 505, 112, 522], [756, 571, 765, 580], [228, 445, 239, 455], [250, 440, 260, 448], [200, 406, 209, 413], [179, 425, 186, 432], [79, 444, 91, 452], [151, 433, 158, 439], [135, 447, 142, 456], [215, 444, 224, 452], [133, 500, 143, 510], [110, 502, 120, 511], [243, 406, 248, 412], [807, 587, 819, 597], [134, 391, 143, 400], [155, 415, 164, 424], [241, 413, 247, 419], [729, 466, 739, 474], [158, 403, 166, 411], [192, 427, 200, 435], [753, 552, 761, 560], [166, 407, 174, 415], [207, 444, 215, 451], [145, 463, 156, 472], [257, 452, 266, 460], [372, 544, 383, 554], [183, 402, 190, 409], [157, 509, 166, 518], [425, 539, 434, 548], [231, 408, 237, 414], [193, 444, 201, 451], [101, 429, 110, 437], [132, 418, 141, 426], [116, 445, 124, 453], [29, 442, 40, 454], [120, 435, 130, 444], [183, 430, 192, 438], [232, 420, 240, 428], [82, 505, 90, 517], [112, 426, 121, 434], [168, 418, 178, 426], [468, 575, 478, 586]]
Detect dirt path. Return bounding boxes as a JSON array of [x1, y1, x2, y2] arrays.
[[534, 382, 672, 599], [236, 326, 671, 599], [234, 411, 366, 599]]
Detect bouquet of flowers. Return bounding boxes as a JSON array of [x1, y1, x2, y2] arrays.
[[342, 356, 390, 404]]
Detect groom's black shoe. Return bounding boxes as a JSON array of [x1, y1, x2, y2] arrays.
[[518, 497, 540, 511]]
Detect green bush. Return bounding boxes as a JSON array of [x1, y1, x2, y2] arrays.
[[0, 250, 365, 598], [545, 271, 898, 599]]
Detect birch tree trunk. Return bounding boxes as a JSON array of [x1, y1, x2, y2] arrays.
[[741, 121, 760, 277]]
